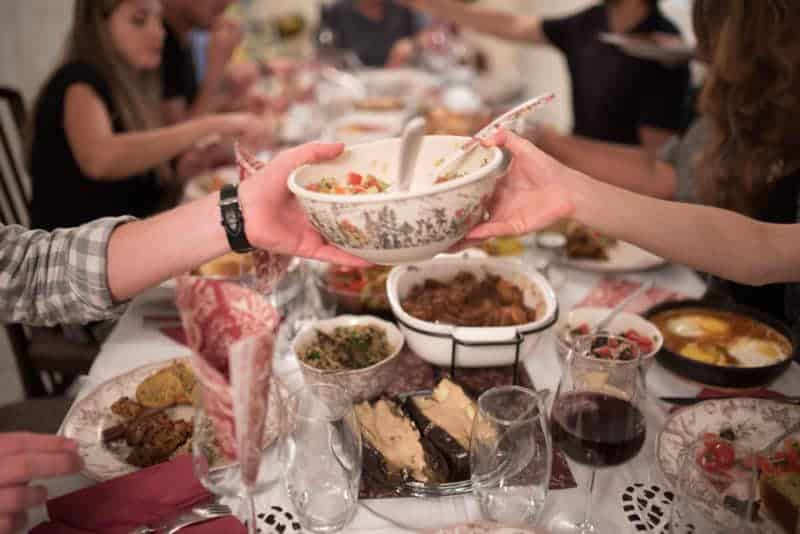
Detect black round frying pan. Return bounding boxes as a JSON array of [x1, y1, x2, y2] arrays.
[[643, 299, 798, 389]]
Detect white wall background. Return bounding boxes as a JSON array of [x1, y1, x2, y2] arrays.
[[0, 0, 693, 404]]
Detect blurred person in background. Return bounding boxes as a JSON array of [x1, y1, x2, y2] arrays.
[[319, 0, 425, 68], [28, 0, 269, 232], [399, 0, 690, 152], [161, 0, 258, 122], [470, 0, 800, 329]]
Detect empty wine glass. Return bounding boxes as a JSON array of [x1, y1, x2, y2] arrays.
[[470, 386, 552, 526], [669, 437, 759, 534], [193, 375, 287, 534], [285, 383, 362, 533], [548, 334, 646, 534]]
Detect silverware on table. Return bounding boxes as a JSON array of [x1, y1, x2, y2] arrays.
[[592, 280, 654, 334], [659, 395, 800, 406], [128, 502, 232, 534]]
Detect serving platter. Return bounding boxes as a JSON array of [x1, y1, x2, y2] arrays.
[[656, 397, 800, 488], [60, 359, 196, 481], [656, 398, 800, 533], [645, 300, 797, 389], [559, 239, 667, 273]]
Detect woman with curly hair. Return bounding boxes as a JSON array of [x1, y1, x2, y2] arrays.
[[470, 0, 800, 327]]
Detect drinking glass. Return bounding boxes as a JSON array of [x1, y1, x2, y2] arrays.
[[470, 386, 552, 526], [193, 376, 287, 534], [548, 334, 646, 534], [669, 438, 759, 534], [285, 383, 362, 533]]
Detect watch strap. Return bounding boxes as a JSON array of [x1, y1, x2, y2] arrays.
[[219, 183, 254, 253]]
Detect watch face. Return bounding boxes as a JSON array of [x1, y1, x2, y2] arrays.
[[224, 209, 241, 234]]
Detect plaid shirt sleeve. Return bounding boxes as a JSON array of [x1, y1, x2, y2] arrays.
[[0, 217, 136, 326]]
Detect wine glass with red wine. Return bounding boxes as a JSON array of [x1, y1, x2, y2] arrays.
[[548, 334, 646, 534]]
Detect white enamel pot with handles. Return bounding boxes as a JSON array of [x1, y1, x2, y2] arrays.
[[386, 254, 559, 367]]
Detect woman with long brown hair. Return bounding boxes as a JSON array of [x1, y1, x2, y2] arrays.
[[471, 0, 800, 328], [28, 0, 266, 230]]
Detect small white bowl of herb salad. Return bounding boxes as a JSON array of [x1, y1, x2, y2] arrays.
[[292, 315, 404, 401]]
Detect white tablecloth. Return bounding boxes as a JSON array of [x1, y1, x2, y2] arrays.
[[28, 263, 800, 533]]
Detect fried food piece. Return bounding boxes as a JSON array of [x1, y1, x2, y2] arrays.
[[124, 414, 192, 468], [170, 361, 196, 405], [564, 221, 616, 260], [110, 397, 144, 419], [135, 361, 196, 408]]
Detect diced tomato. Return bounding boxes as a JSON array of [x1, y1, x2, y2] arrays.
[[697, 440, 735, 472], [307, 183, 320, 192], [347, 172, 362, 185], [785, 439, 800, 471], [593, 346, 613, 359], [576, 323, 590, 335]]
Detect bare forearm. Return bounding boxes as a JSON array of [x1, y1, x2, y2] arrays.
[[569, 173, 800, 285], [106, 192, 229, 301], [83, 117, 219, 179], [425, 0, 542, 43], [541, 131, 676, 198]]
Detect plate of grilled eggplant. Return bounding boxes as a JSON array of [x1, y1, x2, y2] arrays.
[[354, 377, 479, 497]]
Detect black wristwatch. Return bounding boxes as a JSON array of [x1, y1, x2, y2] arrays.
[[219, 183, 254, 253]]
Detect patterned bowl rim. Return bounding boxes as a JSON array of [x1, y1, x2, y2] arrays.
[[655, 396, 800, 488], [292, 314, 405, 377], [287, 135, 508, 204]]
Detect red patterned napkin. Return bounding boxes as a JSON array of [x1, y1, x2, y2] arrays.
[[30, 455, 245, 534], [576, 277, 687, 315], [234, 144, 291, 295], [176, 276, 278, 485]]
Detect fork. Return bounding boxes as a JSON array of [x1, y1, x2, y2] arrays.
[[128, 503, 232, 534]]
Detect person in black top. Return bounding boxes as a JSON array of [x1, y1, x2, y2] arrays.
[[462, 0, 800, 334], [399, 0, 690, 151], [161, 0, 244, 124], [29, 0, 270, 231], [320, 0, 424, 68]]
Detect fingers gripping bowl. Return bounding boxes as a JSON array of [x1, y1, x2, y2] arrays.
[[288, 136, 508, 264], [386, 257, 559, 367]]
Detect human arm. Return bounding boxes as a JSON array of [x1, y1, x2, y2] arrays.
[[469, 131, 800, 286], [185, 17, 243, 119], [536, 126, 677, 199], [1, 142, 366, 326], [64, 83, 267, 180], [396, 0, 545, 44], [0, 433, 81, 534]]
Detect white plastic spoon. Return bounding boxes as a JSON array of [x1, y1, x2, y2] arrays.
[[391, 117, 427, 192], [409, 92, 555, 193]]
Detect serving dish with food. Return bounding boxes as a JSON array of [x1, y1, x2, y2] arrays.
[[541, 220, 666, 272], [324, 113, 401, 145], [318, 264, 392, 316], [61, 359, 201, 481], [645, 300, 797, 388], [182, 166, 238, 202], [292, 315, 404, 401], [289, 135, 508, 264], [387, 256, 558, 367], [555, 307, 663, 367], [656, 397, 800, 533], [355, 377, 478, 496]]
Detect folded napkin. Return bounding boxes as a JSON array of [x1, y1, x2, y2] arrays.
[[30, 455, 245, 534], [176, 276, 279, 485], [577, 277, 688, 315]]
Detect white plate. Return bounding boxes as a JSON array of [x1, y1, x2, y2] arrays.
[[599, 33, 694, 63], [656, 398, 800, 487], [60, 359, 194, 481], [181, 166, 238, 203], [560, 240, 667, 273], [356, 67, 440, 100], [322, 112, 403, 145], [656, 398, 800, 532]]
